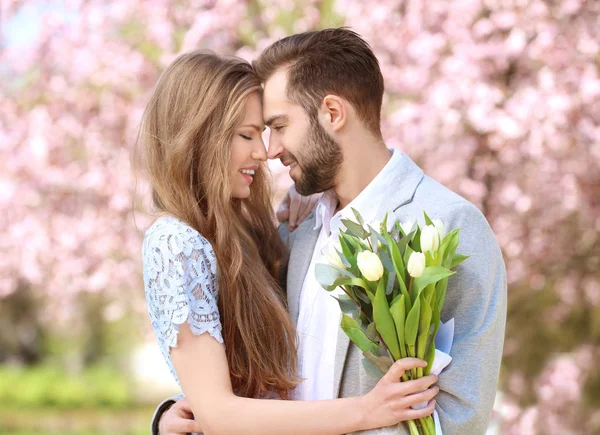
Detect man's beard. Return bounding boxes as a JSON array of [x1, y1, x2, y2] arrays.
[[291, 117, 343, 196]]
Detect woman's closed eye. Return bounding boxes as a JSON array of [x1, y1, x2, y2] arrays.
[[239, 134, 253, 140]]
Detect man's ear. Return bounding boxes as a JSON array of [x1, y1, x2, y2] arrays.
[[320, 95, 346, 132]]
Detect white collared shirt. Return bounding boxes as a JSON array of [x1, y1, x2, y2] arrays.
[[294, 149, 404, 400]]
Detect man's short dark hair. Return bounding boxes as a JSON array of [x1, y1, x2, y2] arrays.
[[253, 27, 384, 137]]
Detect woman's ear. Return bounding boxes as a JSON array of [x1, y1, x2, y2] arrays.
[[320, 95, 346, 132]]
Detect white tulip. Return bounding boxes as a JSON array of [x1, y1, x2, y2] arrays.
[[407, 252, 426, 278], [356, 251, 384, 281], [432, 219, 445, 242], [323, 240, 345, 269], [420, 224, 440, 253], [400, 221, 415, 235]]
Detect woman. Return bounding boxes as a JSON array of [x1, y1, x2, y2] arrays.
[[139, 50, 438, 434]]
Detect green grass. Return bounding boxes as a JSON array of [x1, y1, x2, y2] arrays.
[[0, 364, 153, 433], [0, 364, 133, 409], [0, 407, 153, 434]]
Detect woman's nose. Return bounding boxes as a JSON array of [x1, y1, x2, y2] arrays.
[[252, 139, 268, 161]]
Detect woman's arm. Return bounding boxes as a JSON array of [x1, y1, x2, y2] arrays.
[[172, 324, 438, 435]]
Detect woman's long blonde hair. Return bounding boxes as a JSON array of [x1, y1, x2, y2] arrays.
[[137, 50, 298, 399]]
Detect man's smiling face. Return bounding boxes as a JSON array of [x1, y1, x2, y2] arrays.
[[262, 69, 342, 195]]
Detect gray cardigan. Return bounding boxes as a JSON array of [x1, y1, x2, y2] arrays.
[[151, 155, 507, 435]]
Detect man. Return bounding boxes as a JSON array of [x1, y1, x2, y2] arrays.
[[153, 27, 507, 435]]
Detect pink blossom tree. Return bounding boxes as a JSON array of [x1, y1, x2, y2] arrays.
[[1, 0, 598, 430]]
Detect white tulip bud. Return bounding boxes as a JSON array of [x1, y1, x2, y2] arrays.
[[420, 225, 440, 253], [323, 240, 345, 269], [432, 219, 445, 242], [407, 252, 426, 278], [400, 221, 415, 235], [356, 251, 384, 281]]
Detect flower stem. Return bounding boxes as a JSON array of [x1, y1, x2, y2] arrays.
[[419, 416, 435, 435], [407, 419, 421, 435]]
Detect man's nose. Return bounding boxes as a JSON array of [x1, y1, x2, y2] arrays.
[[267, 135, 283, 160]]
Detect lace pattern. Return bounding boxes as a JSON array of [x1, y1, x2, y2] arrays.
[[143, 216, 223, 386]]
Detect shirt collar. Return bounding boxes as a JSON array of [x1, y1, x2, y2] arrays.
[[314, 149, 405, 235]]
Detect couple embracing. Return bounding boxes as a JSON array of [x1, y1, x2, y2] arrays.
[[139, 28, 506, 435]]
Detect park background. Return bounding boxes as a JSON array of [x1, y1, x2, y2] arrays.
[[1, 0, 599, 434]]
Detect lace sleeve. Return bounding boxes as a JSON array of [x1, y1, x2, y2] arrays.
[[143, 217, 223, 365]]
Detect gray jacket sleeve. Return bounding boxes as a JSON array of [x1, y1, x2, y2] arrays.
[[150, 394, 184, 435], [432, 202, 506, 434]]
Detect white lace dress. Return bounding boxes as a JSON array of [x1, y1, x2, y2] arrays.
[[142, 215, 224, 388]]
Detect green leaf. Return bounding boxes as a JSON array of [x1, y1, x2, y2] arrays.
[[381, 213, 389, 234], [396, 233, 410, 257], [334, 295, 359, 316], [404, 296, 421, 348], [368, 226, 380, 254], [442, 230, 461, 266], [390, 295, 408, 359], [379, 248, 395, 275], [413, 266, 456, 295], [341, 218, 369, 239], [341, 232, 359, 250], [450, 253, 469, 269], [355, 288, 372, 304], [315, 263, 343, 290], [411, 227, 422, 252], [338, 235, 358, 274], [431, 304, 441, 347], [366, 322, 378, 341], [390, 293, 403, 307], [363, 350, 393, 374], [362, 355, 385, 380], [435, 277, 448, 313], [340, 314, 379, 354], [396, 220, 409, 237], [385, 270, 396, 296], [423, 211, 434, 226], [333, 276, 369, 291], [417, 296, 433, 360], [385, 233, 406, 283], [351, 207, 365, 226], [389, 224, 401, 242], [424, 336, 436, 375], [342, 232, 370, 251], [373, 277, 401, 360], [422, 282, 436, 306]]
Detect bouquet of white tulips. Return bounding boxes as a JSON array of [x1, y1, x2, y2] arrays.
[[316, 210, 468, 435]]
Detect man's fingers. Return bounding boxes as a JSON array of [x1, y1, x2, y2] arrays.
[[384, 358, 427, 382], [297, 193, 321, 225], [298, 203, 312, 224], [400, 399, 436, 420], [400, 386, 439, 408], [296, 196, 310, 221], [276, 204, 290, 223], [398, 374, 438, 395], [289, 191, 301, 229], [276, 194, 290, 223]]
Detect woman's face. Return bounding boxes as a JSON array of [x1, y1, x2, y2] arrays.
[[229, 92, 268, 199]]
